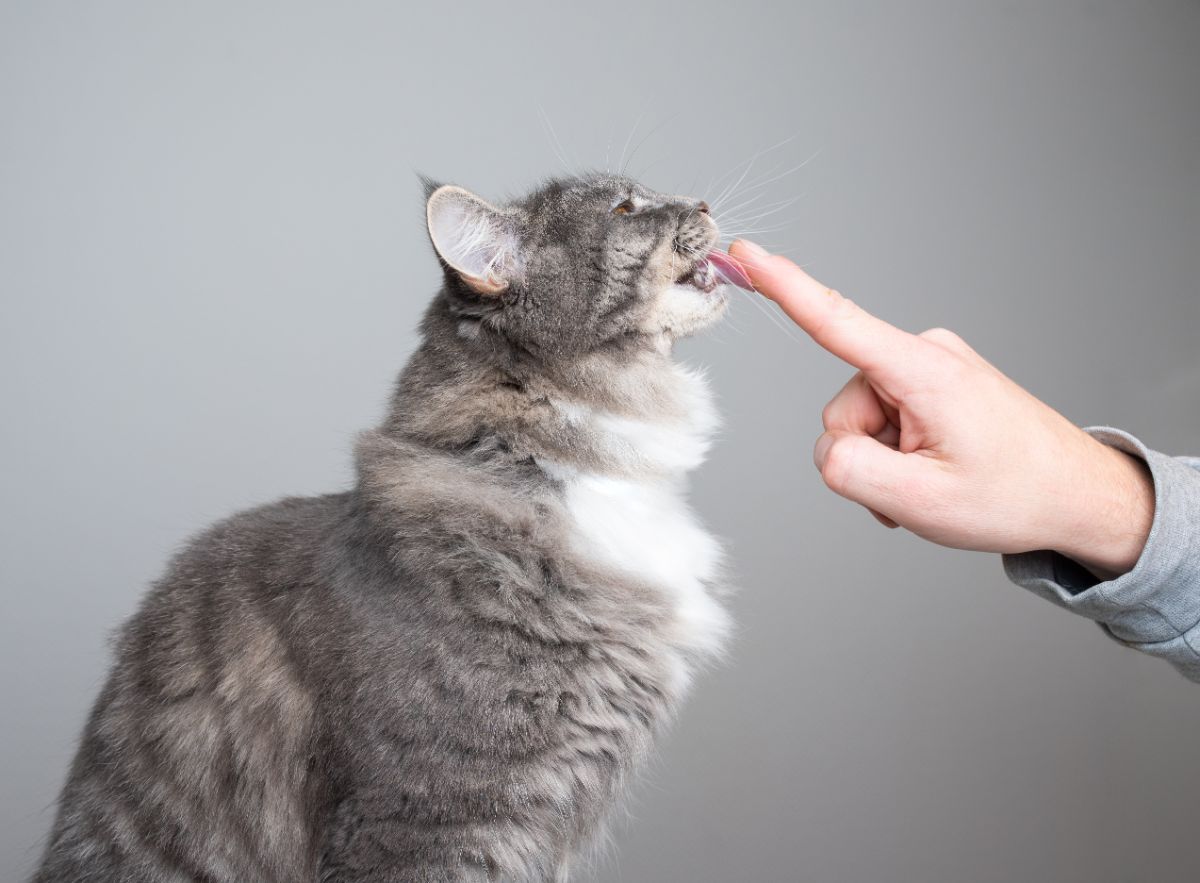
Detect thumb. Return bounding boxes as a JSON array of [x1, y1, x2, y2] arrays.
[[813, 430, 934, 518]]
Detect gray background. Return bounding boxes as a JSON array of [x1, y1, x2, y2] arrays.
[[3, 1, 1198, 880]]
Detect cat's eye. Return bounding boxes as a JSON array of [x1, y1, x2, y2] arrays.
[[612, 199, 636, 215]]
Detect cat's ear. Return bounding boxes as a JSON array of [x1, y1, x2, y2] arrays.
[[425, 185, 518, 297]]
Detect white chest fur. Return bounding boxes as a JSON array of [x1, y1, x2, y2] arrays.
[[542, 368, 730, 687]]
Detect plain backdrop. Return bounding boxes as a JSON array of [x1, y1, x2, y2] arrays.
[[3, 2, 1199, 881]]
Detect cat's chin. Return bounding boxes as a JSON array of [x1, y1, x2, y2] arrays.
[[650, 282, 730, 340]]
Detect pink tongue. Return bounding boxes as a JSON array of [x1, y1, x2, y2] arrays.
[[706, 251, 753, 290]]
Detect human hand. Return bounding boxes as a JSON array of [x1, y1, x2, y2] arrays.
[[727, 240, 1154, 580]]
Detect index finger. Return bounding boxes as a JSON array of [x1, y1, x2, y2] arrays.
[[728, 240, 923, 379]]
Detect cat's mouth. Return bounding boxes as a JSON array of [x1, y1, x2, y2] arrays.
[[675, 254, 721, 293], [674, 250, 752, 294]]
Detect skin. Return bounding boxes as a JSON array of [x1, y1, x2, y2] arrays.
[[727, 239, 1154, 581]]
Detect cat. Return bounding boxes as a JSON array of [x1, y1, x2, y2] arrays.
[[31, 173, 735, 882]]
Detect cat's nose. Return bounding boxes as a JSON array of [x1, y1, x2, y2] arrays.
[[696, 201, 711, 214]]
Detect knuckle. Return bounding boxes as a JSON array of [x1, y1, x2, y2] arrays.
[[820, 438, 856, 494], [822, 373, 867, 433], [810, 293, 863, 345], [820, 398, 839, 431], [944, 352, 977, 387], [919, 327, 966, 351], [827, 290, 858, 319], [814, 286, 851, 314], [900, 343, 971, 397]]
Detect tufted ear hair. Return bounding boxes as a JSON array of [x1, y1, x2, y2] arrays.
[[425, 184, 519, 296]]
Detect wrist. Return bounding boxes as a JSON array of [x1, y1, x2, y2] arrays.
[[1051, 439, 1155, 581]]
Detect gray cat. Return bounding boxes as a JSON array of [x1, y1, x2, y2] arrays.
[[31, 173, 734, 882]]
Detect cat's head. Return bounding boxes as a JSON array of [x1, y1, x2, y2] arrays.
[[424, 174, 730, 357]]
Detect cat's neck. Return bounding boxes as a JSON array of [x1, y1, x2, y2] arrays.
[[533, 360, 717, 480], [373, 303, 717, 481]]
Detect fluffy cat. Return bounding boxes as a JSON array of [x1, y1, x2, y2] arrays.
[[31, 173, 734, 882]]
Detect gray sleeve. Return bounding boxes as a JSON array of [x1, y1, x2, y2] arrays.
[[1002, 427, 1200, 682]]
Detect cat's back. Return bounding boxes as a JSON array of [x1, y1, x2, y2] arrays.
[[33, 491, 357, 883]]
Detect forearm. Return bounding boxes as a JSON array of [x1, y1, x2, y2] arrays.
[[1004, 429, 1200, 682], [1049, 435, 1155, 581]]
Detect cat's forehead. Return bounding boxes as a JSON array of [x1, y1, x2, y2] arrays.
[[524, 174, 665, 210]]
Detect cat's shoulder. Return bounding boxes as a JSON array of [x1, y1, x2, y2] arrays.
[[137, 491, 355, 609]]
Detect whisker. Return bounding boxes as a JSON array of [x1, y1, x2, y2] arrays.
[[711, 150, 820, 214], [617, 113, 645, 177], [737, 288, 812, 346], [707, 132, 803, 210], [536, 106, 574, 175], [624, 113, 681, 179], [715, 193, 803, 227]]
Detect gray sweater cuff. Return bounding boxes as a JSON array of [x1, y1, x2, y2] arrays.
[[1003, 427, 1200, 681]]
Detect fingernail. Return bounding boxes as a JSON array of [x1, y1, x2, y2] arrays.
[[735, 239, 768, 258], [813, 432, 834, 471]]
